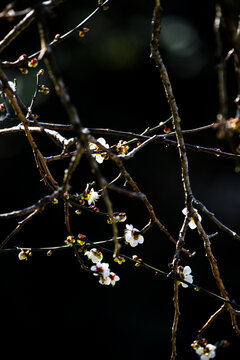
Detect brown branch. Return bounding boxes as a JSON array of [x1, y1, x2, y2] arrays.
[[193, 198, 240, 242], [214, 4, 228, 138], [171, 281, 180, 360], [0, 0, 64, 55], [219, 0, 240, 93], [1, 0, 110, 68], [93, 136, 193, 256], [196, 219, 240, 335], [150, 0, 193, 208], [0, 210, 39, 249], [198, 305, 225, 340], [0, 187, 62, 221], [0, 66, 59, 190]]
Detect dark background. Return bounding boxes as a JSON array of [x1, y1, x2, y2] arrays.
[[0, 0, 240, 358]]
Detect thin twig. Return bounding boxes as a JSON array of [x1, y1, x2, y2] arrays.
[[0, 210, 39, 249], [198, 305, 225, 340], [196, 219, 240, 335]]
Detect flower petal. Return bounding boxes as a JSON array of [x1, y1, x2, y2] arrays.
[[183, 266, 192, 276], [189, 219, 197, 229]]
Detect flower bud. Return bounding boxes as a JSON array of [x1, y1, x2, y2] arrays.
[[19, 67, 28, 75], [0, 103, 6, 112], [37, 69, 44, 76], [28, 58, 38, 68], [54, 34, 60, 41], [79, 28, 89, 38], [18, 54, 27, 62], [163, 126, 171, 134]]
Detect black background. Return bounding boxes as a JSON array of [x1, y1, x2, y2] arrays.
[[0, 0, 240, 358]]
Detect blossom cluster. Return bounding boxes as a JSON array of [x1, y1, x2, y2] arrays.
[[191, 339, 216, 360], [115, 140, 129, 155], [64, 233, 86, 247], [226, 117, 240, 134], [85, 248, 120, 286], [38, 84, 50, 95]]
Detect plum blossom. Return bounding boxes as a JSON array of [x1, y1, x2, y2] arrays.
[[87, 188, 100, 205], [91, 262, 110, 278], [91, 262, 120, 286], [192, 340, 216, 360], [182, 207, 202, 229], [81, 187, 100, 205], [109, 272, 120, 286], [85, 248, 103, 263], [196, 344, 216, 360], [124, 224, 144, 247], [89, 137, 109, 164], [177, 265, 193, 288]]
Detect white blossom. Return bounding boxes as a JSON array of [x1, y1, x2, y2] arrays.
[[91, 262, 110, 281], [85, 248, 103, 263], [177, 265, 193, 288], [89, 137, 109, 164], [195, 344, 216, 360], [90, 262, 120, 286], [87, 188, 100, 205], [182, 207, 202, 229], [109, 272, 120, 286], [124, 224, 144, 247]]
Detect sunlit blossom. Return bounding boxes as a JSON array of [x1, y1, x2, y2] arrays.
[[182, 207, 202, 229], [85, 248, 103, 263], [177, 265, 193, 288], [194, 343, 216, 360], [124, 224, 144, 247], [89, 137, 109, 164], [88, 188, 100, 205], [91, 262, 110, 281], [109, 272, 120, 286]]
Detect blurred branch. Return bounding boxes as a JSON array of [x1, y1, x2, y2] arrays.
[[0, 0, 64, 55], [219, 0, 240, 93], [1, 0, 112, 68], [0, 187, 62, 221], [214, 4, 228, 137]]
